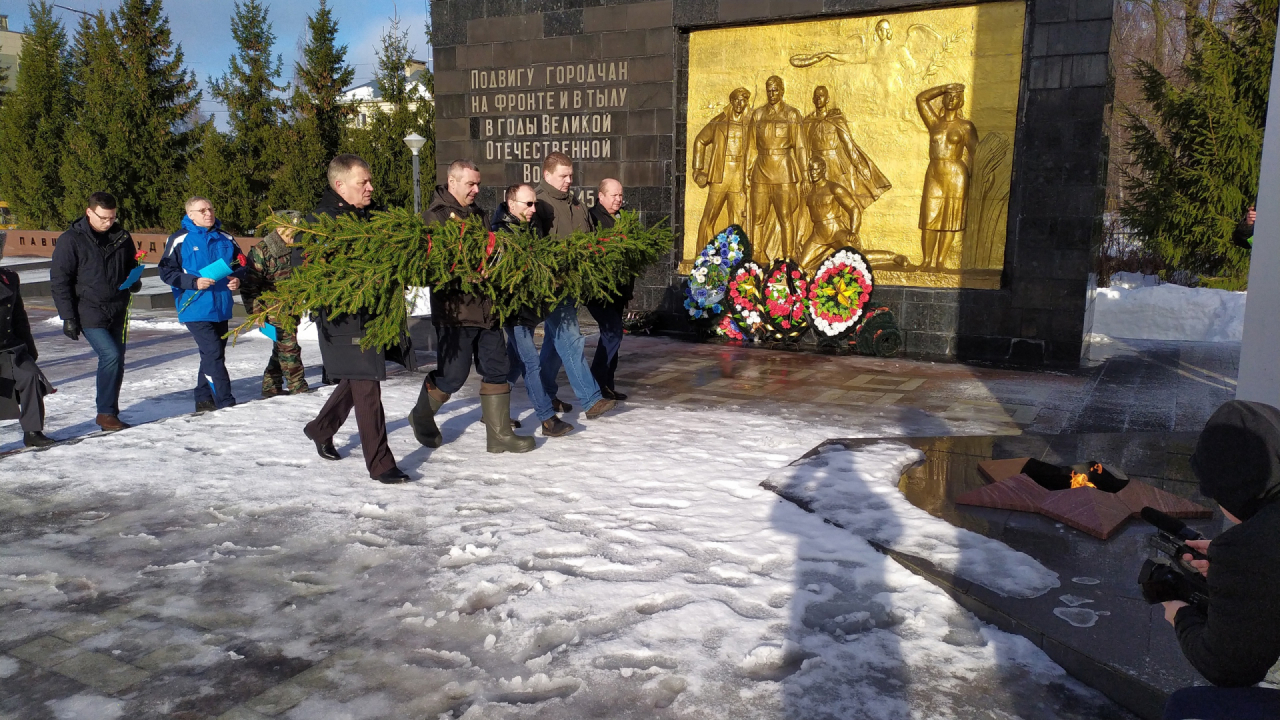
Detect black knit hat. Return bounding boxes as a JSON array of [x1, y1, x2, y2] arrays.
[[1190, 400, 1280, 520]]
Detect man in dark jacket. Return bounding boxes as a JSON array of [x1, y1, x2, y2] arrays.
[[49, 191, 142, 431], [0, 231, 54, 448], [302, 154, 412, 483], [585, 178, 630, 401], [1231, 205, 1256, 250], [534, 153, 615, 421], [1160, 400, 1280, 719], [492, 183, 571, 438], [409, 159, 534, 454]]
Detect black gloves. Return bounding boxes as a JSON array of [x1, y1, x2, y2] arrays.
[[129, 280, 142, 293], [63, 318, 81, 341]]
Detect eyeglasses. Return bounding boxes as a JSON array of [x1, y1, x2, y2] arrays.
[[90, 209, 117, 224], [190, 207, 215, 215]]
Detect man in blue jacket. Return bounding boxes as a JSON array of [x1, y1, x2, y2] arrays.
[[158, 197, 245, 412]]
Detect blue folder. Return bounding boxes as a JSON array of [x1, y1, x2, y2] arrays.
[[118, 265, 145, 290]]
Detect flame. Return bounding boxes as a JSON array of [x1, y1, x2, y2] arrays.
[[1071, 471, 1097, 490]]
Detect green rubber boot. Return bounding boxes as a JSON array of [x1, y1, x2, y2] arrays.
[[480, 383, 535, 454], [409, 379, 449, 448]]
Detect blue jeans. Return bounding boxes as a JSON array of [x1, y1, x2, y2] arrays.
[[539, 302, 602, 410], [187, 321, 235, 407], [1164, 686, 1280, 719], [82, 319, 126, 416], [506, 325, 555, 422]]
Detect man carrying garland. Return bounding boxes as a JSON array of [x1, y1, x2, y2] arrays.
[[409, 160, 535, 454], [585, 178, 630, 401], [302, 155, 414, 483], [534, 152, 616, 421]]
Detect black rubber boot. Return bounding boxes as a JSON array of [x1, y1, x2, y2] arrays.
[[409, 379, 448, 448], [480, 383, 535, 453]]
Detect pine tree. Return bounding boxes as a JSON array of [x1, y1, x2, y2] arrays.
[[343, 14, 433, 210], [271, 0, 355, 213], [208, 0, 285, 232], [60, 10, 126, 223], [0, 1, 71, 229], [185, 119, 251, 226], [114, 0, 201, 229], [1120, 0, 1277, 287]]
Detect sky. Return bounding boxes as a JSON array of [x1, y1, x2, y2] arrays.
[[4, 0, 432, 125]]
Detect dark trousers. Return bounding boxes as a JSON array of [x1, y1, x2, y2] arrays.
[[586, 299, 625, 392], [187, 321, 235, 407], [82, 315, 126, 415], [429, 325, 509, 394], [1164, 686, 1280, 719], [7, 350, 44, 432], [304, 379, 395, 477]]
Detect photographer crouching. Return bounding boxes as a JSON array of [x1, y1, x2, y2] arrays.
[[1159, 400, 1280, 719]]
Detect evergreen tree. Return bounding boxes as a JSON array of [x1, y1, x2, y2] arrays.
[[344, 14, 433, 210], [1120, 0, 1277, 287], [118, 0, 202, 229], [272, 0, 355, 212], [185, 119, 251, 226], [59, 10, 126, 223], [208, 0, 285, 232], [0, 1, 71, 229]]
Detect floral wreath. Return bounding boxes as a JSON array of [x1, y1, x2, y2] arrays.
[[806, 247, 874, 338], [761, 259, 810, 342], [726, 261, 766, 339], [715, 315, 748, 341], [683, 225, 750, 321]]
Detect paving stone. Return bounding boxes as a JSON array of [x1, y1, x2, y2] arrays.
[[51, 651, 149, 694], [244, 682, 310, 715], [9, 636, 82, 668], [217, 707, 273, 720], [135, 643, 203, 671]]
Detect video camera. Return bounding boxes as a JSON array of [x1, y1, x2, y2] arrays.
[[1138, 506, 1210, 613]]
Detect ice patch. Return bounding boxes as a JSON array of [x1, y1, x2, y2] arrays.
[[1059, 594, 1094, 607], [439, 544, 493, 568], [0, 656, 18, 678], [357, 503, 388, 518], [765, 443, 1060, 598], [1054, 607, 1104, 628], [1071, 576, 1101, 585], [47, 693, 125, 719]]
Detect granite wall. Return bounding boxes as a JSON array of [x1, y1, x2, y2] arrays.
[[429, 0, 1114, 367]]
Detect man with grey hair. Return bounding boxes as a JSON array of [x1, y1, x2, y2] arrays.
[[303, 153, 415, 484], [0, 229, 54, 447], [410, 159, 535, 454], [584, 178, 630, 400]]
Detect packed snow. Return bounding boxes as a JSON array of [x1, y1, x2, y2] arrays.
[[0, 314, 1126, 718], [1092, 272, 1245, 342]]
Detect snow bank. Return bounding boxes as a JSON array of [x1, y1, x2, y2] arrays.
[[1092, 274, 1245, 342], [765, 443, 1059, 598]]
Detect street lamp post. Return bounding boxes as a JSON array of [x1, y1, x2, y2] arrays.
[[403, 133, 427, 215]]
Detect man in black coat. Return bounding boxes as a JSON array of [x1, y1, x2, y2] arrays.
[[1160, 400, 1280, 719], [585, 178, 631, 401], [0, 231, 54, 447], [49, 191, 142, 431], [409, 159, 534, 454], [302, 154, 412, 484]]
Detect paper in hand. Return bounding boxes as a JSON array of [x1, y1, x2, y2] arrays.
[[199, 258, 234, 281], [260, 324, 279, 342], [118, 265, 145, 290]]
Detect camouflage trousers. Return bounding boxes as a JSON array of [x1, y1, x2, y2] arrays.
[[263, 319, 308, 394]]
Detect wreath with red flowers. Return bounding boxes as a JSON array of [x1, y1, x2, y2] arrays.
[[806, 247, 874, 339], [715, 315, 748, 341], [726, 262, 766, 340], [761, 259, 810, 343]]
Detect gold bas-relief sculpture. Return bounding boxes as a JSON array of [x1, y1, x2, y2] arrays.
[[683, 2, 1025, 289], [916, 83, 978, 271]]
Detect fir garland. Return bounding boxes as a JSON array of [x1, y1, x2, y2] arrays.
[[235, 206, 673, 349]]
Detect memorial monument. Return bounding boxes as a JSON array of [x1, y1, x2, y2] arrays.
[[430, 0, 1114, 366]]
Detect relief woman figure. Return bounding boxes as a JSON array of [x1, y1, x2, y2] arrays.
[[916, 83, 978, 271]]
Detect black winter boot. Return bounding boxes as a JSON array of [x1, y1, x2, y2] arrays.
[[24, 431, 55, 448], [409, 379, 449, 447], [480, 383, 535, 453]]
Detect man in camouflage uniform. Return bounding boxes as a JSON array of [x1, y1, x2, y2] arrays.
[[241, 211, 309, 396]]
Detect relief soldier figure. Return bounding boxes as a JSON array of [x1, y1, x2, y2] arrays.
[[692, 88, 752, 249], [916, 83, 978, 271], [745, 75, 806, 263], [803, 85, 892, 215], [801, 157, 907, 272]]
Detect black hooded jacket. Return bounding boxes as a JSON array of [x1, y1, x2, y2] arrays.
[[307, 188, 415, 380], [587, 202, 634, 307], [1176, 400, 1280, 686], [50, 216, 139, 328], [423, 185, 493, 328]]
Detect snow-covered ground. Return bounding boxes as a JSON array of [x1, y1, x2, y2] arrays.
[[0, 318, 1127, 718], [1092, 273, 1245, 343]]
